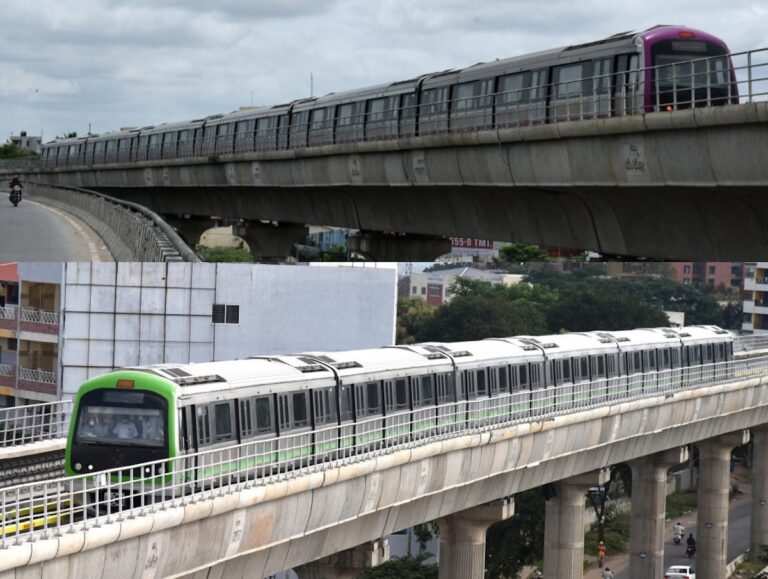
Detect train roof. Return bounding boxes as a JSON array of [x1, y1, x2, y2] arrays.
[[305, 346, 448, 381]]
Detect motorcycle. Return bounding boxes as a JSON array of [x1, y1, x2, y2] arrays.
[[686, 544, 696, 558], [673, 533, 682, 545], [9, 184, 22, 207]]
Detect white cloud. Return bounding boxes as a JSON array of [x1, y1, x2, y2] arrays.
[[0, 0, 765, 140]]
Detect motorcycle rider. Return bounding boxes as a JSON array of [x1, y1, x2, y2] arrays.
[[673, 521, 685, 542], [686, 533, 696, 557], [8, 176, 22, 205]]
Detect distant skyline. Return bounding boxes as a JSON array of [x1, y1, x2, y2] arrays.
[[2, 1, 766, 141]]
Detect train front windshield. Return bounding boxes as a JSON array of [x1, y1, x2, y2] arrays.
[[71, 388, 169, 473], [652, 39, 732, 105]]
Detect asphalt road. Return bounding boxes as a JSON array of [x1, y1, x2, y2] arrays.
[[0, 192, 111, 261], [590, 495, 753, 578]]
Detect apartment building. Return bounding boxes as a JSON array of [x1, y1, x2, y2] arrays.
[[0, 262, 397, 406]]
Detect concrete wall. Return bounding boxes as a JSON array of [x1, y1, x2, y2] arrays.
[[4, 374, 768, 579], [59, 262, 397, 397]]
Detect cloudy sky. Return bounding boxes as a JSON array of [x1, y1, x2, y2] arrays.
[[2, 0, 766, 141]]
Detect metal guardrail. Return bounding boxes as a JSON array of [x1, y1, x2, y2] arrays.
[[38, 47, 768, 168], [734, 335, 768, 352], [25, 183, 199, 263], [0, 400, 71, 448], [1, 355, 767, 549], [20, 308, 58, 327], [0, 365, 14, 378]]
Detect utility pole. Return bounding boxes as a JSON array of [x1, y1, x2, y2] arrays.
[[310, 73, 314, 98]]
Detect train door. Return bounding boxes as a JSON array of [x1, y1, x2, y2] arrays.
[[435, 372, 458, 431], [276, 390, 312, 469], [613, 54, 642, 115], [590, 354, 608, 405], [411, 374, 437, 440], [383, 378, 411, 444]]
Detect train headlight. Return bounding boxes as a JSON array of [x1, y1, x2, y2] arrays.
[[75, 462, 82, 471], [88, 464, 94, 471]]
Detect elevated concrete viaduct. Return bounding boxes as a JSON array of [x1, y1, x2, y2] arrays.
[[22, 104, 768, 259], [3, 374, 768, 579]]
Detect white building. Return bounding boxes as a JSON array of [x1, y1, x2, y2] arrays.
[[0, 262, 397, 404]]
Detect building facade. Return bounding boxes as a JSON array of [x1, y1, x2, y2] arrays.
[[8, 132, 42, 154], [0, 262, 397, 406], [668, 262, 744, 289], [408, 267, 525, 306], [743, 262, 766, 333]]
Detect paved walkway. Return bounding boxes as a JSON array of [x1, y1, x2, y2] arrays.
[[0, 192, 111, 261]]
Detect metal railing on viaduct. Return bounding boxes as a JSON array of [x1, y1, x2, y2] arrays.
[[1, 349, 768, 579]]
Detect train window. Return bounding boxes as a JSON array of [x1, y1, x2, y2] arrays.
[[339, 384, 354, 421], [530, 363, 543, 388], [355, 382, 382, 417], [290, 111, 310, 147], [476, 369, 488, 397], [93, 141, 106, 163], [555, 63, 584, 98], [671, 348, 681, 368], [385, 379, 409, 412], [161, 133, 178, 159], [461, 370, 475, 400], [313, 387, 338, 426], [593, 355, 606, 377], [240, 396, 274, 438], [452, 80, 494, 112], [255, 117, 277, 150], [337, 102, 360, 127], [647, 350, 657, 371], [436, 373, 456, 404], [412, 375, 435, 408], [518, 364, 529, 388], [498, 74, 525, 104], [420, 87, 450, 135], [292, 392, 309, 428], [196, 406, 212, 446], [148, 134, 162, 158], [497, 367, 509, 393], [105, 140, 118, 162], [212, 402, 234, 443], [529, 70, 547, 101], [593, 58, 612, 93], [577, 357, 589, 380], [560, 359, 572, 383], [705, 344, 714, 362], [661, 348, 671, 368]]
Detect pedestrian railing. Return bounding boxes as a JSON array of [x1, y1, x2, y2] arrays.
[[1, 355, 767, 549], [20, 309, 58, 327], [17, 368, 56, 386], [0, 400, 71, 448], [0, 306, 17, 322]]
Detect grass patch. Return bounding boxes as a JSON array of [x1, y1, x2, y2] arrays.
[[197, 246, 253, 262], [666, 492, 698, 519], [584, 509, 631, 557]]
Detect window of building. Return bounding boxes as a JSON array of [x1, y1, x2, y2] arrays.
[[708, 265, 716, 275], [212, 304, 240, 324], [683, 265, 691, 274], [421, 287, 426, 295]]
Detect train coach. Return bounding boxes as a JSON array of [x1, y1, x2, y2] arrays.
[[43, 25, 736, 169], [65, 325, 734, 478]]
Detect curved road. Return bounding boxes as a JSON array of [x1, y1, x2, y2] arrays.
[[0, 192, 111, 261]]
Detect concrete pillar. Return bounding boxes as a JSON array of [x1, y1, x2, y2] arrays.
[[629, 447, 689, 579], [543, 469, 610, 579], [438, 498, 515, 579], [294, 539, 389, 579], [235, 220, 307, 259], [697, 430, 750, 579], [347, 231, 451, 261], [752, 427, 768, 559]]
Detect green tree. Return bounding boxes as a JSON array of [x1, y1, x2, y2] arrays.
[[546, 288, 669, 332], [359, 556, 438, 579], [0, 143, 34, 159], [486, 489, 547, 579], [497, 243, 550, 264], [397, 298, 437, 345]]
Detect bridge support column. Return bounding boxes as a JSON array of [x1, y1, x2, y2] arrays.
[[543, 469, 610, 579], [697, 429, 750, 579], [347, 231, 451, 261], [235, 220, 308, 259], [294, 539, 389, 579], [752, 426, 768, 559], [164, 215, 219, 247], [438, 498, 515, 579], [629, 447, 689, 579]]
